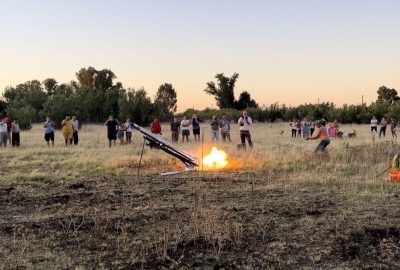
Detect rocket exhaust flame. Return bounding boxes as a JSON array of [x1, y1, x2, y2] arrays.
[[203, 147, 228, 169]]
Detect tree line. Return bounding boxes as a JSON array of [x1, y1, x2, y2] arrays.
[[0, 67, 398, 129]]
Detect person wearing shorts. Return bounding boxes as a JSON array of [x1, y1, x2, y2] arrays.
[[104, 115, 119, 147], [370, 116, 378, 133], [192, 114, 201, 142], [181, 114, 190, 143], [117, 123, 126, 145], [61, 116, 74, 147], [124, 119, 133, 144], [43, 116, 55, 147]]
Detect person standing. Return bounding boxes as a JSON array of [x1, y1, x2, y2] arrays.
[[43, 116, 55, 147], [0, 118, 8, 147], [290, 119, 297, 138], [210, 115, 220, 142], [104, 115, 119, 147], [117, 123, 126, 145], [320, 117, 327, 127], [391, 118, 397, 139], [309, 120, 316, 136], [220, 115, 231, 142], [61, 116, 74, 147], [306, 121, 330, 153], [371, 116, 378, 134], [5, 117, 12, 145], [180, 114, 190, 143], [11, 118, 20, 147], [192, 114, 201, 142], [124, 119, 133, 144], [379, 117, 387, 138], [238, 110, 253, 149], [296, 119, 302, 137], [333, 119, 339, 138], [170, 117, 180, 143], [150, 118, 162, 136], [72, 115, 79, 145]]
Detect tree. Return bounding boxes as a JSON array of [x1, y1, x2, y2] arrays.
[[42, 78, 58, 96], [377, 86, 399, 103], [234, 91, 258, 110], [2, 80, 48, 123], [204, 73, 239, 109], [76, 67, 116, 93], [6, 103, 36, 129], [75, 67, 97, 90], [119, 87, 153, 126], [153, 83, 177, 120]]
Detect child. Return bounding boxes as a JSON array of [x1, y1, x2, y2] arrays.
[[117, 123, 126, 145]]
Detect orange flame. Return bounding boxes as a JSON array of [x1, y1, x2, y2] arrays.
[[203, 147, 228, 169]]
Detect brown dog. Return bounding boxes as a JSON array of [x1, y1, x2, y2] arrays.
[[348, 129, 356, 138]]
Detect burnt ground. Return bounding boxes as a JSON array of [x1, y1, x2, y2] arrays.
[[1, 170, 400, 269]]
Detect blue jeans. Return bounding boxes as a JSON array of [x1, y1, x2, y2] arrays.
[[211, 130, 219, 140], [0, 132, 7, 147], [315, 140, 330, 153]]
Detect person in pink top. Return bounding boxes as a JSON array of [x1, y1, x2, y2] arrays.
[[306, 120, 330, 153]]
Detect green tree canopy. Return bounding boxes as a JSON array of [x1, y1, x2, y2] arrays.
[[76, 67, 117, 93], [234, 91, 258, 110], [377, 85, 399, 103], [204, 73, 239, 109]]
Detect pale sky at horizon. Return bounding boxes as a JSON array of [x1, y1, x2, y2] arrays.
[[1, 0, 399, 112]]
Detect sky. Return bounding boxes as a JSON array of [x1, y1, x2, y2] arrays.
[[1, 0, 399, 112]]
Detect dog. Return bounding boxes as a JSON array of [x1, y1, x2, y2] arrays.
[[280, 130, 284, 136], [237, 144, 246, 151], [348, 129, 356, 138], [337, 130, 356, 138]]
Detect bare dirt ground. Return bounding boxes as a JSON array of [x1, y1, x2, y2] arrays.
[[2, 166, 400, 269], [1, 123, 400, 269]]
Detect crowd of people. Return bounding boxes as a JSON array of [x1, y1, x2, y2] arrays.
[[6, 112, 396, 154], [165, 111, 253, 149], [100, 110, 253, 149]]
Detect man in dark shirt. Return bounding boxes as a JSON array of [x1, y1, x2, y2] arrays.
[[170, 117, 180, 143], [104, 115, 119, 147]]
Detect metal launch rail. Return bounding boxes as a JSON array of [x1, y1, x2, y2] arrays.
[[132, 123, 199, 169]]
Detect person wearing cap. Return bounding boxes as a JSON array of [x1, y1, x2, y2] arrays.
[[306, 120, 330, 153]]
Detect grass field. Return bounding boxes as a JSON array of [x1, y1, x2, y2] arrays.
[[1, 122, 400, 269]]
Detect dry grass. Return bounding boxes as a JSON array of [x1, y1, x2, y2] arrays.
[[1, 122, 400, 269]]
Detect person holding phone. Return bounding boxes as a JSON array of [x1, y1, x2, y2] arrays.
[[238, 110, 253, 149], [43, 116, 55, 147]]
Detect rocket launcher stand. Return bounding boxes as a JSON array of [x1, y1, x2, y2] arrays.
[[132, 123, 198, 170]]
